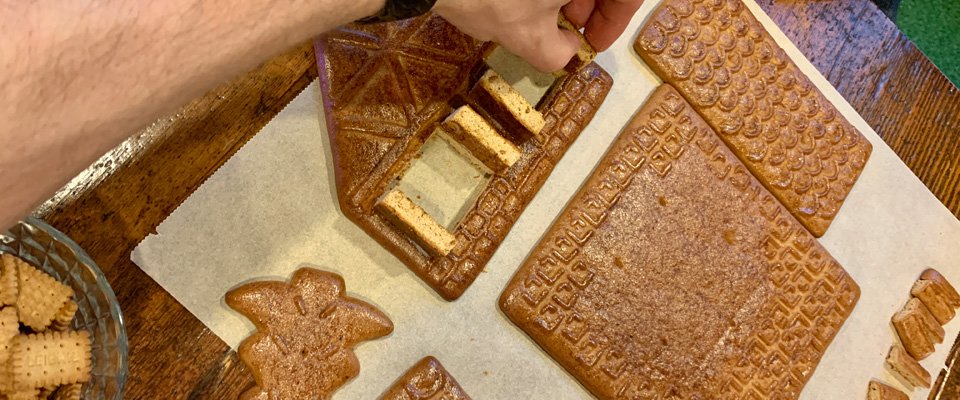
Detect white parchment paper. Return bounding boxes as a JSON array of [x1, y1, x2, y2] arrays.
[[132, 1, 960, 398]]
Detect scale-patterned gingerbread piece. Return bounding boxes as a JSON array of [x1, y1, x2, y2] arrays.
[[499, 85, 859, 399], [634, 0, 872, 237], [379, 356, 471, 400], [317, 14, 612, 300]]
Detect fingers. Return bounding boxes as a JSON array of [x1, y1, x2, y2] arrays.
[[506, 24, 580, 72], [562, 0, 596, 28], [437, 0, 583, 73], [583, 0, 644, 51]]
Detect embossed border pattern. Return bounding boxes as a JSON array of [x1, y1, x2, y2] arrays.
[[634, 0, 872, 237], [500, 85, 859, 399]]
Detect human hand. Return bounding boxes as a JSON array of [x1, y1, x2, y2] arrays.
[[433, 0, 581, 72], [563, 0, 645, 51]]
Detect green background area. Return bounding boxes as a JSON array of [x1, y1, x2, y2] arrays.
[[896, 0, 960, 86]]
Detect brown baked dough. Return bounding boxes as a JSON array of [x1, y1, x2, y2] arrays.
[[499, 84, 859, 399], [557, 14, 597, 74], [376, 190, 458, 257], [226, 268, 393, 399], [379, 356, 471, 400], [317, 14, 612, 300], [886, 344, 931, 389], [922, 269, 960, 306], [467, 71, 545, 141], [913, 280, 956, 326], [893, 297, 943, 360], [634, 0, 872, 237], [913, 268, 960, 325], [867, 380, 908, 400]]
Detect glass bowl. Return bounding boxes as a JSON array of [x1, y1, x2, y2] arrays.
[[0, 217, 128, 399]]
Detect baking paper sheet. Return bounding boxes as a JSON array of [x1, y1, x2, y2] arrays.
[[132, 1, 960, 398]]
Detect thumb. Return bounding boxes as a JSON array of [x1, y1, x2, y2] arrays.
[[509, 24, 580, 73]]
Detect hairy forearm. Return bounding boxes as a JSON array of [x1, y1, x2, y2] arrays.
[[0, 0, 381, 229]]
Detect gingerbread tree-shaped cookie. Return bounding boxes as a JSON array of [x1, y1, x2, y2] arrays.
[[226, 268, 394, 399]]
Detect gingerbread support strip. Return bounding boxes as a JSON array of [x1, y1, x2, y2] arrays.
[[893, 297, 943, 360], [922, 269, 960, 306], [886, 344, 931, 388], [441, 105, 522, 173], [913, 279, 956, 325], [558, 14, 597, 73], [377, 190, 457, 257], [468, 70, 546, 140], [867, 380, 908, 400]]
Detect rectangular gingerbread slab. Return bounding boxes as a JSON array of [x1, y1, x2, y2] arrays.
[[634, 0, 872, 237], [499, 84, 859, 399]]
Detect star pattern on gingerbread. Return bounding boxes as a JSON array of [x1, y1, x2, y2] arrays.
[[319, 15, 484, 195]]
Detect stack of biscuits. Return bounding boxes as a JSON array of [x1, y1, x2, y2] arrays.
[[875, 268, 960, 398], [0, 253, 91, 400]]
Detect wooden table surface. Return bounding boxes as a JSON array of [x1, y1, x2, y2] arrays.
[[32, 1, 960, 398]]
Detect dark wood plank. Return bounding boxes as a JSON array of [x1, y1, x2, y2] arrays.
[[758, 0, 960, 217], [34, 42, 317, 398], [28, 2, 960, 397]]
